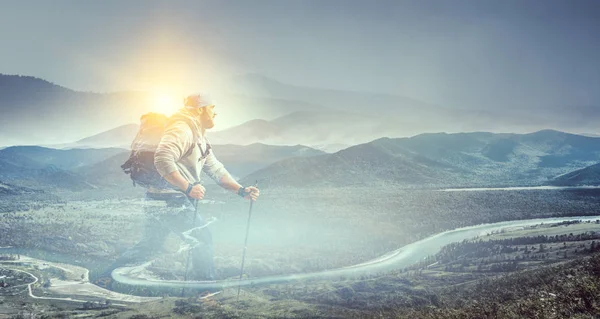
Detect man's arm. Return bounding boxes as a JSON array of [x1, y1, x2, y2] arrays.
[[217, 173, 243, 193], [154, 121, 206, 198], [162, 170, 206, 199], [162, 170, 189, 191], [203, 150, 259, 201], [202, 149, 240, 191], [218, 173, 259, 201]]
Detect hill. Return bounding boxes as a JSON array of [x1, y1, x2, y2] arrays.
[[0, 145, 126, 170], [73, 124, 138, 149], [550, 162, 600, 186], [0, 74, 334, 146], [242, 130, 600, 188], [228, 73, 600, 136], [0, 74, 150, 145], [0, 180, 41, 195], [228, 73, 437, 114], [5, 73, 599, 149], [79, 144, 325, 187], [0, 143, 324, 190], [0, 146, 125, 191]]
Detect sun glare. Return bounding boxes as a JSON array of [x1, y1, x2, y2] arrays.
[[152, 92, 179, 116]]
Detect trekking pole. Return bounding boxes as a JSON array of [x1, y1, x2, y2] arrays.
[[236, 181, 258, 303], [182, 183, 201, 297]]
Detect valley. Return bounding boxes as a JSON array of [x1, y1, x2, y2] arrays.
[[2, 200, 600, 318], [1, 130, 600, 318]]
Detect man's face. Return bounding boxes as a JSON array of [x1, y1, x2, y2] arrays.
[[200, 105, 217, 129]]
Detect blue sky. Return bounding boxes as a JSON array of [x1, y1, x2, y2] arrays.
[[1, 0, 599, 111]]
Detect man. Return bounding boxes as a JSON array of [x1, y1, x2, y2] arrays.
[[104, 93, 259, 283], [154, 93, 259, 203], [154, 93, 259, 279]]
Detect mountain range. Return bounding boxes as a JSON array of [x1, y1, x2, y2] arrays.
[[227, 73, 437, 115], [39, 115, 357, 153], [0, 143, 325, 191], [3, 73, 598, 148], [72, 143, 326, 188], [0, 74, 151, 146], [227, 73, 600, 136], [1, 130, 599, 192], [241, 130, 600, 188], [34, 106, 559, 153], [0, 146, 126, 190], [0, 146, 125, 170]]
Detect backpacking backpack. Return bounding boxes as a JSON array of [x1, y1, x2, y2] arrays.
[[121, 112, 200, 189]]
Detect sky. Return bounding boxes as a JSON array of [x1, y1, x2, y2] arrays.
[[1, 0, 599, 111]]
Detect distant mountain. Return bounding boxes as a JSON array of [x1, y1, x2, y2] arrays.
[[241, 130, 600, 188], [72, 124, 138, 149], [211, 94, 331, 126], [0, 180, 42, 195], [0, 146, 126, 170], [52, 111, 359, 151], [227, 74, 600, 135], [76, 151, 132, 187], [208, 108, 542, 151], [0, 74, 334, 146], [550, 163, 600, 186], [4, 73, 598, 149], [210, 119, 284, 145], [0, 74, 151, 145], [242, 143, 463, 188], [4, 130, 600, 191], [209, 110, 407, 147], [79, 143, 325, 187], [211, 143, 325, 179], [227, 73, 436, 114], [0, 146, 126, 191], [310, 143, 352, 154]]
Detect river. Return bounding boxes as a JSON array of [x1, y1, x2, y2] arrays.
[[109, 215, 600, 289], [2, 186, 600, 292]]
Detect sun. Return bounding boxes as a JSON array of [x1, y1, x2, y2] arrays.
[[152, 92, 179, 116]]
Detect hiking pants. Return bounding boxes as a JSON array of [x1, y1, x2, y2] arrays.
[[110, 192, 215, 280]]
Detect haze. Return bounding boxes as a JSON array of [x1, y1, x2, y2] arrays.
[[1, 0, 599, 111]]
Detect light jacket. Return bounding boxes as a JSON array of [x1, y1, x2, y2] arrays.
[[153, 109, 231, 188]]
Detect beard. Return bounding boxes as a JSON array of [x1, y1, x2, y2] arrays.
[[200, 115, 215, 129]]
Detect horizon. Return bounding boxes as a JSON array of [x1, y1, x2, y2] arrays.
[[1, 72, 599, 149], [2, 1, 599, 106], [2, 121, 598, 150], [1, 0, 599, 146]]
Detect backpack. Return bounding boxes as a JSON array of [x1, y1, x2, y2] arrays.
[[121, 112, 200, 189]]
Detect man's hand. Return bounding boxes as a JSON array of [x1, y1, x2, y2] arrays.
[[243, 186, 260, 201], [188, 184, 206, 200]]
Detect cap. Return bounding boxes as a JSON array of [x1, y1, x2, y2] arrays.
[[184, 94, 213, 108]]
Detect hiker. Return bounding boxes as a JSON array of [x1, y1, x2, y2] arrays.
[[102, 93, 259, 283]]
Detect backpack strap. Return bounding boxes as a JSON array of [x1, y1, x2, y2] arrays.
[[197, 136, 212, 161]]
